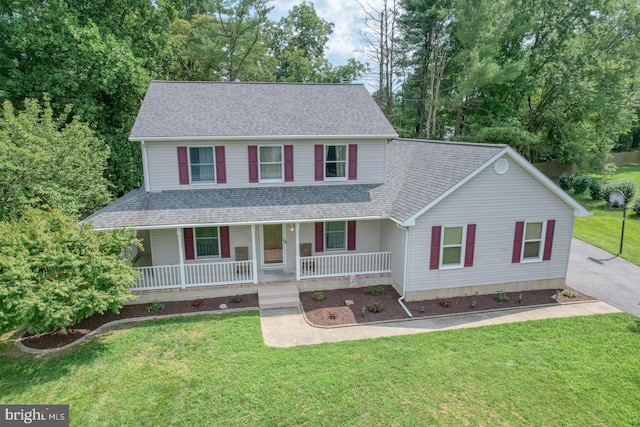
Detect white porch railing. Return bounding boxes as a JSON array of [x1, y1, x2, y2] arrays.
[[133, 260, 255, 291], [299, 252, 391, 279]]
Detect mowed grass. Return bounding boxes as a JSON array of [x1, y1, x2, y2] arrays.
[[2, 311, 640, 426], [571, 164, 640, 265]]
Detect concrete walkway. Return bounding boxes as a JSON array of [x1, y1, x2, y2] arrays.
[[261, 238, 639, 348], [260, 301, 619, 347], [567, 238, 640, 317]]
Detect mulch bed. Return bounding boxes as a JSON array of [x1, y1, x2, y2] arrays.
[[19, 293, 259, 350], [300, 285, 595, 327], [18, 286, 595, 351]]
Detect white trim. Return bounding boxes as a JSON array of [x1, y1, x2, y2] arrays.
[[520, 220, 546, 263], [324, 220, 347, 251], [141, 141, 150, 193], [323, 144, 348, 181], [401, 147, 590, 226], [251, 225, 258, 284], [258, 145, 284, 183], [129, 134, 398, 142], [193, 226, 221, 260], [187, 146, 216, 185], [176, 228, 186, 288], [439, 225, 466, 269]]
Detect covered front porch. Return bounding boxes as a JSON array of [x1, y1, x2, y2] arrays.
[[132, 220, 393, 291]]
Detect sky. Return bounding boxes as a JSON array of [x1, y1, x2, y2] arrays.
[[269, 0, 385, 84]]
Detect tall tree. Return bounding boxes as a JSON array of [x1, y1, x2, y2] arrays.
[[0, 98, 112, 219]]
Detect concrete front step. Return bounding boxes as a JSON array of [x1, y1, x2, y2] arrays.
[[258, 285, 300, 309]]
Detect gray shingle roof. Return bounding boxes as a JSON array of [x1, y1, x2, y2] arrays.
[[85, 140, 508, 230], [129, 81, 398, 140]]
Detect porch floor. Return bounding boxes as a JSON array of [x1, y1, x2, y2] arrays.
[[258, 285, 300, 310]]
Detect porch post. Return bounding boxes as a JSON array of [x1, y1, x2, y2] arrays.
[[176, 228, 186, 288], [251, 225, 258, 284], [295, 223, 301, 281]]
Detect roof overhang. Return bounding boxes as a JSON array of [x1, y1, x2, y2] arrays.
[[398, 146, 590, 226], [129, 134, 398, 142]]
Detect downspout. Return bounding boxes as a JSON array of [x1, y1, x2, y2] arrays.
[[396, 223, 413, 318], [141, 140, 150, 193]]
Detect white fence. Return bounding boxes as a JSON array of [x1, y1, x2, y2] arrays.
[[299, 252, 391, 279], [133, 260, 254, 290]]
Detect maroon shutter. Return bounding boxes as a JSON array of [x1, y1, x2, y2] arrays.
[[347, 221, 356, 251], [215, 146, 227, 184], [348, 144, 358, 180], [512, 221, 525, 263], [284, 145, 294, 182], [248, 146, 258, 183], [430, 226, 441, 270], [220, 226, 230, 258], [315, 222, 324, 252], [184, 228, 195, 260], [314, 145, 324, 181], [464, 224, 476, 267], [543, 219, 555, 261], [178, 147, 189, 185]]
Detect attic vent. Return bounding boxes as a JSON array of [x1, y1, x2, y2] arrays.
[[494, 158, 509, 175]]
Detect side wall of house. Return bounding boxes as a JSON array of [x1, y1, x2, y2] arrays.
[[381, 219, 406, 294], [144, 139, 386, 191], [405, 155, 575, 300]]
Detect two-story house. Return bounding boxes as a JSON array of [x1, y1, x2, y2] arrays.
[[85, 81, 589, 308]]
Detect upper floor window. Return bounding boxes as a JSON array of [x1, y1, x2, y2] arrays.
[[189, 147, 215, 183], [195, 227, 220, 258], [325, 145, 347, 179], [259, 146, 283, 182]]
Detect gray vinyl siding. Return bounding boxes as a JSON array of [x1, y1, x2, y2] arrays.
[[381, 220, 406, 286], [407, 155, 575, 292], [143, 139, 386, 192]]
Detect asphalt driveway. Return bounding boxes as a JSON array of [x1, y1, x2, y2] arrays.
[[566, 238, 640, 317]]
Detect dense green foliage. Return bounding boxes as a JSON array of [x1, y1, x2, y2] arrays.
[[0, 210, 139, 334], [0, 98, 112, 219], [1, 312, 639, 425]]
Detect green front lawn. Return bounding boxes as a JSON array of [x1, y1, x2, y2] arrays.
[[2, 312, 639, 426], [571, 164, 640, 265]]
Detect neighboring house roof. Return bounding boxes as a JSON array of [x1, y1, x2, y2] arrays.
[[85, 139, 589, 230], [129, 81, 398, 141]]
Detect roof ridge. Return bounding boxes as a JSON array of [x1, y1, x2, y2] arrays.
[[394, 138, 507, 149], [150, 80, 365, 87]]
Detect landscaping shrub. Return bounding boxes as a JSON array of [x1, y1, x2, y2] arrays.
[[364, 286, 386, 296], [589, 179, 604, 200], [572, 175, 591, 195], [558, 173, 574, 191], [146, 302, 165, 312], [496, 291, 509, 302], [312, 291, 326, 301], [563, 289, 576, 298], [601, 179, 637, 205], [230, 295, 243, 304], [367, 303, 384, 313], [633, 199, 640, 215]]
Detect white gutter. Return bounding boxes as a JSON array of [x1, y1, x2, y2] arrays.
[[129, 134, 398, 142], [395, 222, 413, 318], [141, 140, 150, 193]]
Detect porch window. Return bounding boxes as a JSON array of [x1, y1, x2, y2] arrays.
[[189, 147, 215, 183], [522, 221, 543, 261], [441, 226, 464, 267], [195, 227, 220, 258], [259, 146, 283, 182], [325, 145, 347, 179], [325, 221, 346, 251]]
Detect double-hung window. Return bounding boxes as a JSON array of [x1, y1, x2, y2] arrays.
[[195, 227, 220, 258], [325, 145, 347, 179], [189, 147, 215, 183], [325, 221, 346, 251], [259, 146, 283, 182], [522, 221, 544, 261], [441, 226, 465, 267]]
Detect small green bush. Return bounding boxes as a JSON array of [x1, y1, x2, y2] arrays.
[[632, 199, 640, 215], [146, 302, 165, 312], [367, 303, 384, 313], [496, 291, 509, 302], [601, 179, 637, 204], [572, 175, 591, 195], [558, 173, 574, 191], [364, 286, 386, 296], [589, 180, 604, 200], [230, 295, 243, 304], [563, 289, 577, 298], [312, 292, 326, 301]]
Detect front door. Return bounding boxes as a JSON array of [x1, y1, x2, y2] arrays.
[[262, 224, 285, 266]]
